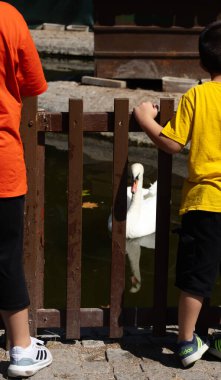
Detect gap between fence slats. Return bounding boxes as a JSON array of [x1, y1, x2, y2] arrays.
[[153, 98, 174, 336]]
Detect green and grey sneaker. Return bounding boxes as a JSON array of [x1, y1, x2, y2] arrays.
[[209, 334, 221, 359], [177, 333, 210, 367]]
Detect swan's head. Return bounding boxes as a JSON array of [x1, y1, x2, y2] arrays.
[[130, 163, 144, 194]]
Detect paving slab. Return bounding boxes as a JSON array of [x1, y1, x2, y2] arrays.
[[106, 348, 140, 363], [81, 339, 105, 348]]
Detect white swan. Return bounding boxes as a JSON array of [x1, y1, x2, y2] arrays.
[[108, 163, 157, 239]]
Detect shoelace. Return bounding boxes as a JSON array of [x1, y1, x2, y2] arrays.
[[31, 337, 45, 347]]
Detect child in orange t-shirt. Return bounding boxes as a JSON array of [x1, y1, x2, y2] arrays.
[[0, 2, 52, 377]]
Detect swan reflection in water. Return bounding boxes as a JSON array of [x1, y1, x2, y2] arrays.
[[126, 233, 155, 293], [108, 163, 157, 293]]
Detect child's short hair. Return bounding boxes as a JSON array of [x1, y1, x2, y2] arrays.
[[199, 20, 221, 73]]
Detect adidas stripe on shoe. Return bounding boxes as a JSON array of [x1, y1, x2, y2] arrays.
[[177, 333, 210, 367], [8, 337, 53, 378]]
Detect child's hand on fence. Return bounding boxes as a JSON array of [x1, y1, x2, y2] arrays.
[[133, 101, 159, 130]]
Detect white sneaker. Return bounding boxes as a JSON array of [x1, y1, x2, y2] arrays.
[[8, 337, 53, 377]]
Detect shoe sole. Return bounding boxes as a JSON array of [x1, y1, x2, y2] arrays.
[[182, 343, 209, 367], [8, 357, 53, 377]]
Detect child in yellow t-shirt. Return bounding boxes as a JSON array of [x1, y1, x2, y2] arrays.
[[134, 20, 221, 367]]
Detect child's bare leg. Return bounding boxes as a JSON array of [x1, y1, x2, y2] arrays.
[[1, 308, 31, 348], [178, 291, 203, 342]]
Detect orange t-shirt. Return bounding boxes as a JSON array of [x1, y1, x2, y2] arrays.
[[0, 2, 48, 197]]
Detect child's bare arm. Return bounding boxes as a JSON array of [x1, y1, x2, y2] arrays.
[[133, 101, 183, 154]]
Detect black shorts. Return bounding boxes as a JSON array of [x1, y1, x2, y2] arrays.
[[175, 211, 221, 298], [0, 196, 30, 310]]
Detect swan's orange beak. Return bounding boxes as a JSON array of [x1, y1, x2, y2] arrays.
[[131, 179, 138, 194]]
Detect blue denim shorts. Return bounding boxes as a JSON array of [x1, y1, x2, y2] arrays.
[[175, 210, 221, 298], [0, 196, 30, 310]]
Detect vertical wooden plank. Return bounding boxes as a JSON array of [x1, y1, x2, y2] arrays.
[[110, 98, 129, 338], [20, 97, 45, 336], [66, 99, 83, 339], [153, 98, 174, 336]]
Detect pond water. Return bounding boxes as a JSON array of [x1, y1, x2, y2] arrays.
[[42, 57, 94, 83], [43, 137, 221, 311]]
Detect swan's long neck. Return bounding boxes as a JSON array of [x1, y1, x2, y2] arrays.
[[127, 176, 143, 217]]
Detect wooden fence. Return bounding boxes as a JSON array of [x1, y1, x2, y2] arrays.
[[19, 97, 220, 340]]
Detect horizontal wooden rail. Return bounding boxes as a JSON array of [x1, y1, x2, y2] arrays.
[[1, 305, 220, 331], [37, 111, 144, 133], [35, 306, 221, 330]]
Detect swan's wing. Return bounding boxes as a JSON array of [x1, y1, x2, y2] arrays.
[[148, 181, 157, 196], [142, 181, 157, 199], [142, 188, 150, 199]]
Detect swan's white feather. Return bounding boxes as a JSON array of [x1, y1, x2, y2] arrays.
[[108, 163, 157, 239]]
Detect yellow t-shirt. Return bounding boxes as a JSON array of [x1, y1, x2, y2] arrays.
[[161, 81, 221, 215]]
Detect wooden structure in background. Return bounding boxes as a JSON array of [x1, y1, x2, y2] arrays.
[[93, 0, 221, 80], [16, 97, 221, 339]]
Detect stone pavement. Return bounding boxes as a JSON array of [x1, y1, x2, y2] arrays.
[[0, 326, 220, 380]]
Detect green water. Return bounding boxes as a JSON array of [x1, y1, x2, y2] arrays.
[[44, 142, 220, 310]]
